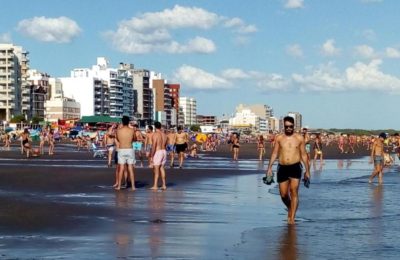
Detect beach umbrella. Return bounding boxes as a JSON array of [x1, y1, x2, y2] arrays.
[[196, 133, 207, 143]]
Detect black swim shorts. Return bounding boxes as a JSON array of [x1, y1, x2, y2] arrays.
[[277, 162, 303, 183], [175, 143, 188, 153]]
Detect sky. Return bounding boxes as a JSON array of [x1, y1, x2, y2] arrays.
[[1, 0, 400, 130]]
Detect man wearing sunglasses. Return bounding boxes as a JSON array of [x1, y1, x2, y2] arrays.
[[266, 116, 310, 225]]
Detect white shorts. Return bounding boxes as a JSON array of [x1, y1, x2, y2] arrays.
[[118, 148, 136, 165], [153, 149, 167, 166]]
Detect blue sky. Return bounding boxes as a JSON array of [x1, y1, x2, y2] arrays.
[[1, 0, 400, 129]]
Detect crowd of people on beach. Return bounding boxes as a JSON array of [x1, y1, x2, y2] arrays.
[[2, 118, 400, 224]]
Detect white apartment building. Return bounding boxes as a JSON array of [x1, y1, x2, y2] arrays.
[[268, 117, 280, 132], [45, 97, 80, 122], [287, 112, 302, 131], [248, 104, 274, 119], [133, 69, 153, 124], [0, 44, 29, 121], [118, 63, 135, 117], [60, 69, 109, 117], [27, 69, 50, 119], [229, 105, 260, 131], [48, 78, 64, 100], [179, 97, 197, 126], [45, 78, 80, 122]]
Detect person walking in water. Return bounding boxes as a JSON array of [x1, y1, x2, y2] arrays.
[[369, 133, 386, 184], [175, 126, 189, 169], [266, 116, 310, 225], [149, 122, 168, 190], [257, 134, 265, 161]]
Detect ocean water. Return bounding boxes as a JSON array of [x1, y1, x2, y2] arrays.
[[1, 155, 399, 259], [230, 158, 400, 260]]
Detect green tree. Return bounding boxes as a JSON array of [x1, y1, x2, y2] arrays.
[[190, 125, 201, 132], [10, 114, 26, 123], [31, 116, 42, 124]]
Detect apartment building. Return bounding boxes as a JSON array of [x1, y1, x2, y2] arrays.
[[26, 69, 49, 120], [133, 69, 153, 124], [179, 97, 197, 126], [0, 44, 29, 121], [60, 68, 109, 117]]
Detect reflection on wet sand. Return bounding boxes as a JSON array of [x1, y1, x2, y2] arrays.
[[368, 185, 384, 247], [148, 192, 166, 258], [337, 160, 344, 170], [114, 191, 135, 258], [371, 185, 383, 217], [278, 225, 298, 260], [312, 160, 323, 175]]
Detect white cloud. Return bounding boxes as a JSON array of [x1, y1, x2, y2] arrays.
[[105, 5, 256, 54], [284, 0, 304, 9], [223, 18, 258, 34], [173, 65, 230, 90], [385, 47, 400, 59], [286, 44, 303, 57], [292, 63, 344, 91], [345, 59, 400, 91], [0, 33, 12, 43], [221, 69, 250, 80], [16, 16, 81, 43], [292, 59, 400, 93], [177, 59, 400, 94], [257, 73, 291, 91], [321, 39, 340, 56], [354, 44, 376, 59]]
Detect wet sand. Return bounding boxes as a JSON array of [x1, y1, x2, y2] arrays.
[[1, 142, 396, 259]]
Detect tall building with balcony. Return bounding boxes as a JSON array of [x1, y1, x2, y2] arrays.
[[179, 97, 197, 126], [0, 44, 29, 121], [248, 104, 274, 119], [166, 83, 180, 125], [118, 63, 135, 117], [91, 58, 124, 118], [196, 115, 217, 126], [45, 78, 80, 122], [133, 69, 153, 125], [48, 78, 64, 100], [287, 112, 303, 131], [45, 97, 81, 122], [26, 69, 49, 120], [153, 79, 175, 127], [60, 68, 109, 117]]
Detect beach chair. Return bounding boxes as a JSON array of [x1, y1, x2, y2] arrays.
[[91, 143, 107, 158]]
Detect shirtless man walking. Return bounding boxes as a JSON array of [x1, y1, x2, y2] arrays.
[[266, 116, 310, 225], [369, 133, 386, 184], [115, 116, 136, 191], [166, 129, 176, 168], [144, 125, 154, 167], [302, 128, 311, 160], [150, 121, 168, 190], [175, 126, 189, 169], [132, 124, 144, 167]]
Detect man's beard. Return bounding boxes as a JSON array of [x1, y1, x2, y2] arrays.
[[285, 129, 294, 136]]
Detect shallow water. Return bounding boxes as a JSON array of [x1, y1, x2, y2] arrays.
[[1, 155, 399, 259]]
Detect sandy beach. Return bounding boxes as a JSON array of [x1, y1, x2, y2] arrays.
[[0, 141, 398, 259]]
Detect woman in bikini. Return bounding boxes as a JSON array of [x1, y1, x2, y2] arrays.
[[257, 134, 265, 161], [231, 133, 240, 161], [48, 129, 55, 155], [313, 134, 323, 164], [21, 129, 31, 158], [104, 125, 116, 167]]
